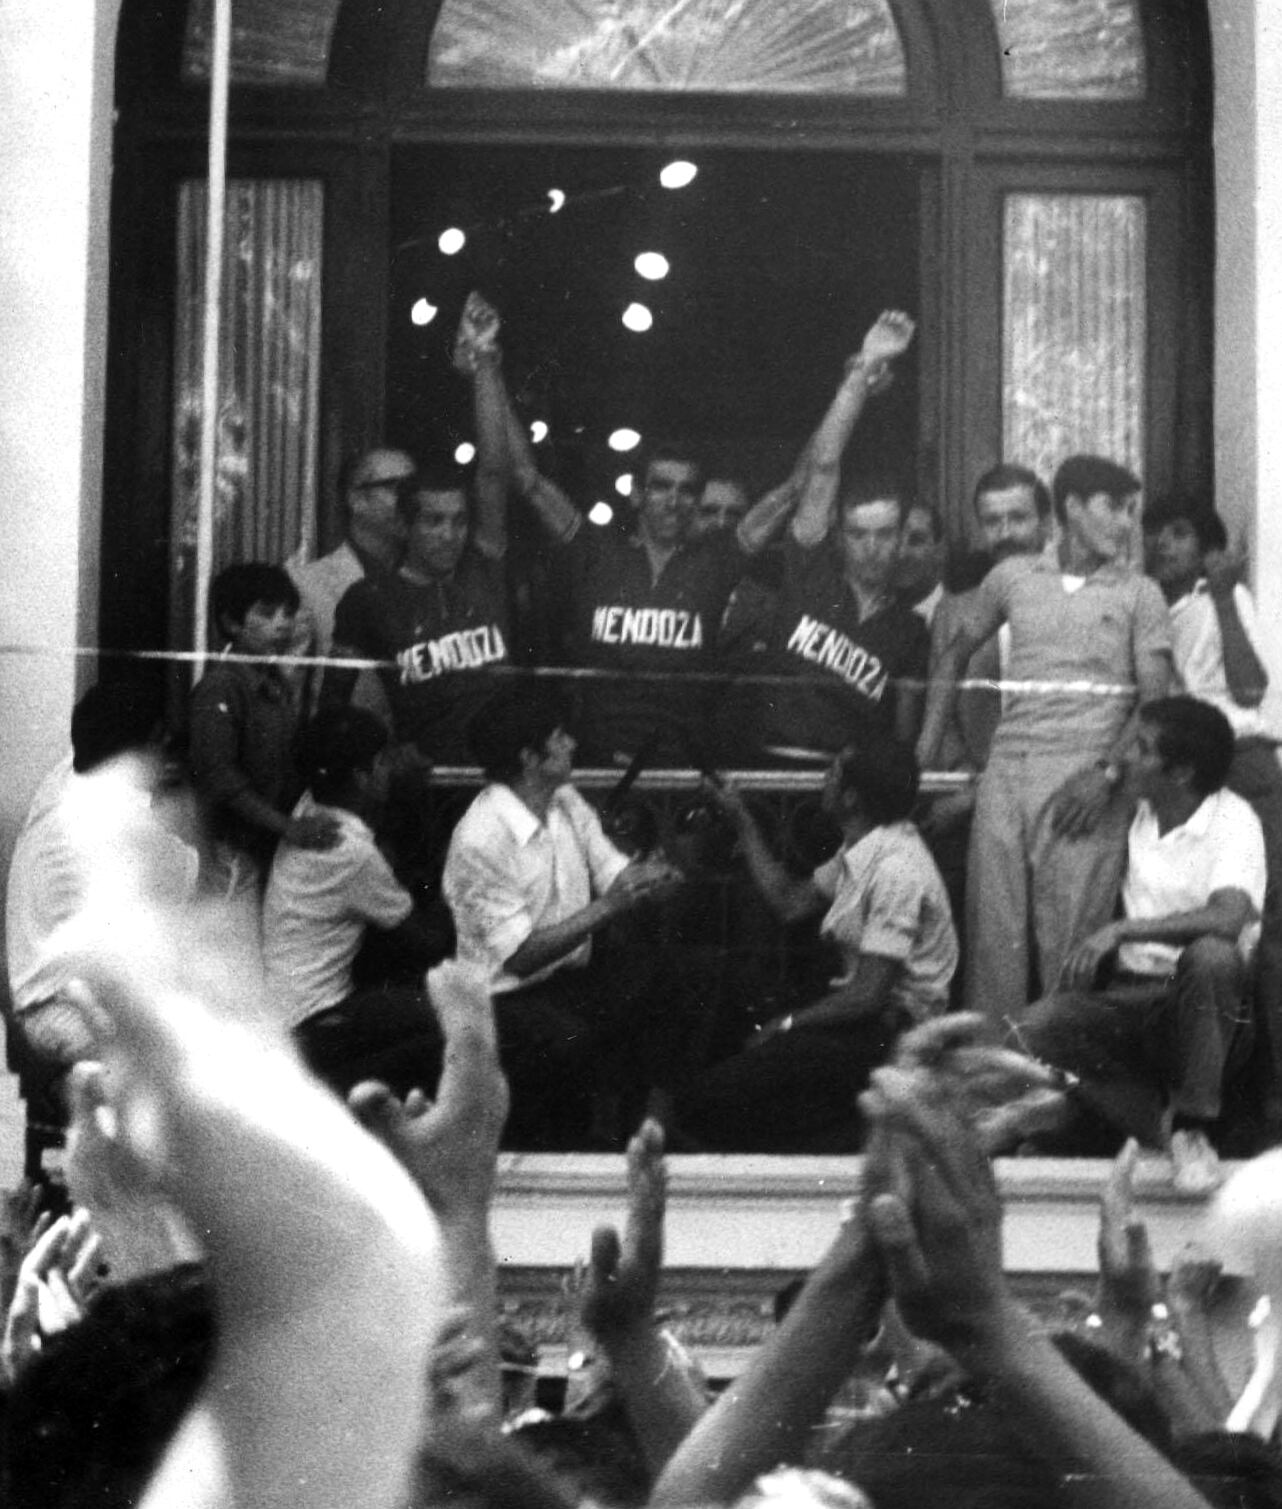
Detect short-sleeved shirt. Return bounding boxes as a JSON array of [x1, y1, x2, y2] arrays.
[[1120, 788, 1267, 976], [334, 549, 510, 762], [560, 526, 746, 763], [965, 555, 1172, 760], [758, 537, 930, 758], [442, 781, 631, 993], [262, 795, 414, 1026], [1169, 582, 1273, 741], [289, 540, 392, 718], [188, 655, 302, 861], [811, 820, 958, 1021]]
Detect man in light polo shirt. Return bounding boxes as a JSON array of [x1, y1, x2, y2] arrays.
[[1020, 697, 1265, 1194], [918, 455, 1173, 1029], [666, 732, 957, 1151], [442, 685, 687, 1147]]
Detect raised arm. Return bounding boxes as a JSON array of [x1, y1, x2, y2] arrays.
[[1206, 557, 1268, 708], [349, 959, 510, 1423], [790, 311, 916, 549], [702, 778, 825, 923], [862, 1067, 1215, 1509], [459, 292, 581, 544], [735, 450, 808, 557], [52, 889, 441, 1509], [650, 1194, 884, 1507], [577, 1120, 708, 1475]]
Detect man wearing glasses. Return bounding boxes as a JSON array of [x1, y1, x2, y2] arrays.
[[290, 447, 418, 714]]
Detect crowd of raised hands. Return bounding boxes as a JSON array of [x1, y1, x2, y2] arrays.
[[2, 855, 1282, 1509]]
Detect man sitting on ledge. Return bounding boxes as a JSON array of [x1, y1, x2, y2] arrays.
[[1019, 695, 1265, 1194], [442, 684, 689, 1148], [666, 733, 957, 1152]]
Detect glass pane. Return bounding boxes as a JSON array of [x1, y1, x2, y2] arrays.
[[1003, 195, 1146, 495], [171, 180, 324, 643], [428, 0, 906, 94], [994, 0, 1144, 100], [183, 0, 341, 86]]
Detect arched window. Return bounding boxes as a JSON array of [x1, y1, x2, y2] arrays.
[[994, 0, 1146, 100], [426, 0, 908, 95], [107, 0, 1210, 657], [182, 0, 343, 85]]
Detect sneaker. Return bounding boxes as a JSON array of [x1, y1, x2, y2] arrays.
[[1170, 1128, 1222, 1195]]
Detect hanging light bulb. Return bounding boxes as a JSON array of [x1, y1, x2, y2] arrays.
[[622, 302, 653, 332], [411, 298, 438, 326], [659, 160, 698, 189], [454, 442, 476, 465], [530, 420, 549, 443], [615, 472, 634, 497], [438, 227, 466, 255], [608, 428, 641, 452], [588, 501, 615, 527], [634, 251, 670, 281]]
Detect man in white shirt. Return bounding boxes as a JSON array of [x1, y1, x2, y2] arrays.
[[289, 446, 416, 714], [1020, 696, 1265, 1193], [1147, 497, 1282, 1118], [442, 685, 685, 1147], [262, 707, 450, 1094]]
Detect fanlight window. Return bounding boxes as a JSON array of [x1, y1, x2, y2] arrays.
[[993, 0, 1145, 100], [182, 0, 341, 85], [427, 0, 908, 95]]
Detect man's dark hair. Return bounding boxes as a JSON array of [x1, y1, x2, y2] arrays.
[[70, 673, 166, 773], [973, 462, 1052, 521], [396, 466, 470, 529], [636, 441, 703, 495], [211, 562, 299, 635], [296, 707, 389, 804], [1052, 455, 1142, 525], [1141, 695, 1236, 796], [832, 735, 920, 825], [467, 684, 571, 784], [841, 472, 911, 521], [1143, 495, 1229, 553], [2, 1263, 214, 1509]]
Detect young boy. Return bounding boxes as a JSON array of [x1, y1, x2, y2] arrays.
[[189, 562, 337, 892]]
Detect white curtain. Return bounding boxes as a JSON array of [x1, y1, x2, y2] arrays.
[[1003, 193, 1146, 491], [170, 178, 324, 644]]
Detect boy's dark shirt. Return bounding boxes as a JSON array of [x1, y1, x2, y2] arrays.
[[188, 656, 301, 865]]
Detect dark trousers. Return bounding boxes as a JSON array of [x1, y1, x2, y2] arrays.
[[295, 983, 443, 1100], [1228, 738, 1282, 1092], [1018, 936, 1252, 1146], [494, 920, 706, 1149], [671, 1009, 910, 1153]]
